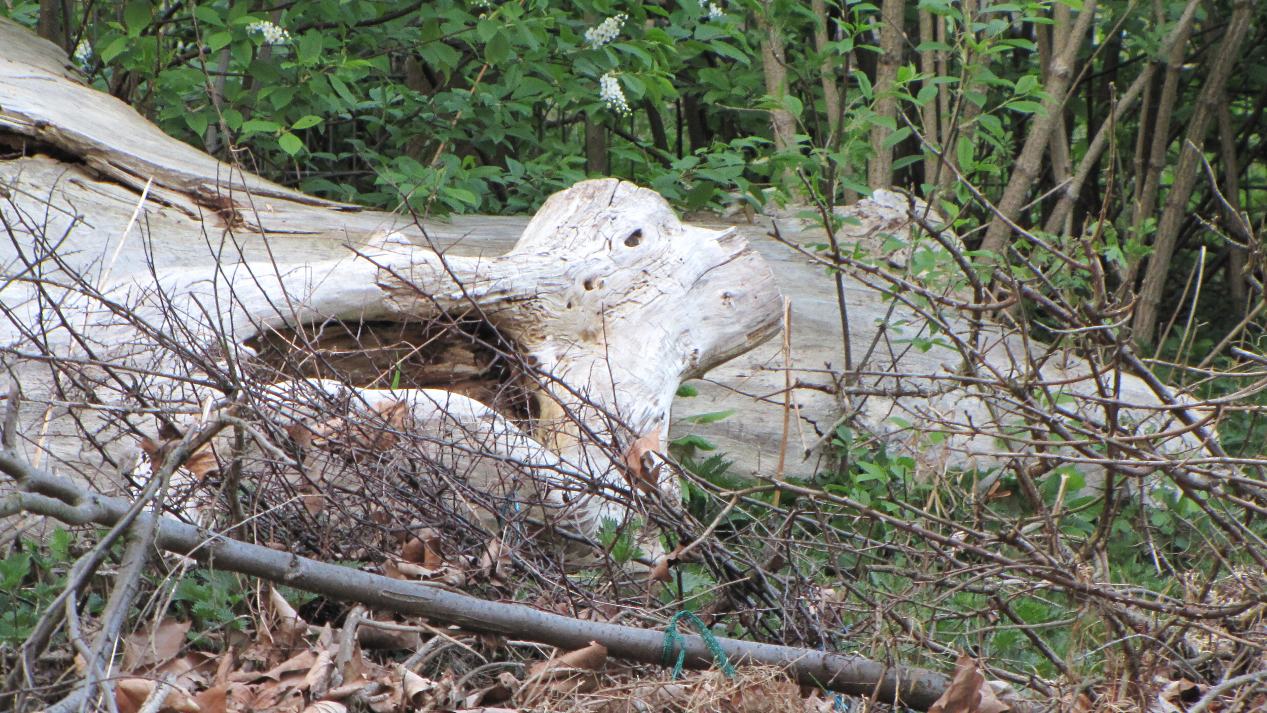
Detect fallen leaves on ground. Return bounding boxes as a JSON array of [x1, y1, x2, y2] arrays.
[[929, 653, 1010, 713]]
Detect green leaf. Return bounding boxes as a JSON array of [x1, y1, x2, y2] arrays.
[[326, 74, 357, 107], [683, 409, 735, 424], [207, 31, 232, 52], [296, 32, 323, 65], [621, 73, 646, 100], [1007, 100, 1044, 115], [1015, 74, 1038, 95], [881, 126, 911, 150], [124, 0, 151, 36], [291, 114, 323, 130], [49, 529, 71, 563], [669, 434, 716, 451], [707, 40, 750, 65], [184, 112, 209, 137], [99, 36, 129, 63], [676, 384, 699, 397], [0, 552, 31, 589], [782, 94, 803, 118], [241, 119, 280, 135], [476, 18, 498, 42], [193, 6, 223, 26], [278, 132, 303, 155], [485, 30, 510, 64], [855, 461, 891, 483], [444, 186, 479, 206], [221, 108, 243, 131]]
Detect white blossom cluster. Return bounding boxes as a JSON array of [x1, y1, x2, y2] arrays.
[[72, 40, 93, 67], [247, 19, 292, 46], [599, 72, 630, 115], [699, 0, 724, 19], [584, 13, 626, 48]]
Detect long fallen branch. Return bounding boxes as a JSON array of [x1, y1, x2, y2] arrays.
[[0, 446, 964, 710]]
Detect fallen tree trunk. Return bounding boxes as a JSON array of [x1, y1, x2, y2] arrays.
[[0, 442, 960, 710]]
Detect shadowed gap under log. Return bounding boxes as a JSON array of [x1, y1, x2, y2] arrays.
[[245, 317, 540, 424]]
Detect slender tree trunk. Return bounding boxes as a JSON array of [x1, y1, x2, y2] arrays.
[[812, 0, 843, 143], [1044, 0, 1200, 234], [756, 0, 799, 195], [203, 48, 233, 157], [1040, 4, 1073, 235], [404, 57, 436, 161], [1218, 95, 1249, 310], [37, 0, 66, 48], [585, 119, 608, 175], [935, 0, 984, 192], [1130, 76, 1156, 214], [868, 0, 905, 188], [978, 0, 1097, 256], [918, 9, 942, 188], [683, 94, 709, 153], [1130, 4, 1195, 233], [1132, 0, 1253, 345], [643, 99, 670, 155]]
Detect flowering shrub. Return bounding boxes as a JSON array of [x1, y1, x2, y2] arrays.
[[245, 19, 291, 46], [598, 72, 630, 115], [584, 14, 626, 49]]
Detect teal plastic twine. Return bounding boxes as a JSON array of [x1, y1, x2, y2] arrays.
[[660, 611, 737, 679]]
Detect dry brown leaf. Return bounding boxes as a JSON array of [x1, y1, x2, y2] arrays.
[[622, 427, 662, 493], [402, 529, 445, 568], [153, 653, 217, 693], [305, 648, 335, 700], [522, 641, 608, 698], [648, 555, 672, 583], [192, 684, 227, 713], [270, 587, 300, 622], [256, 650, 318, 683], [301, 701, 347, 713], [324, 681, 370, 701], [1155, 678, 1201, 712], [357, 622, 422, 651], [123, 619, 192, 672], [116, 679, 157, 713], [978, 681, 1011, 713], [929, 653, 996, 713], [401, 666, 439, 709], [114, 678, 200, 713], [261, 589, 306, 654], [285, 423, 314, 449], [183, 444, 220, 480], [401, 536, 427, 564], [551, 641, 608, 672], [270, 587, 307, 647], [382, 559, 408, 580], [300, 492, 326, 516], [307, 399, 410, 457], [479, 538, 511, 584]]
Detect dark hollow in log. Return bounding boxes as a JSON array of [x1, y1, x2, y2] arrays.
[[245, 316, 539, 423]]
